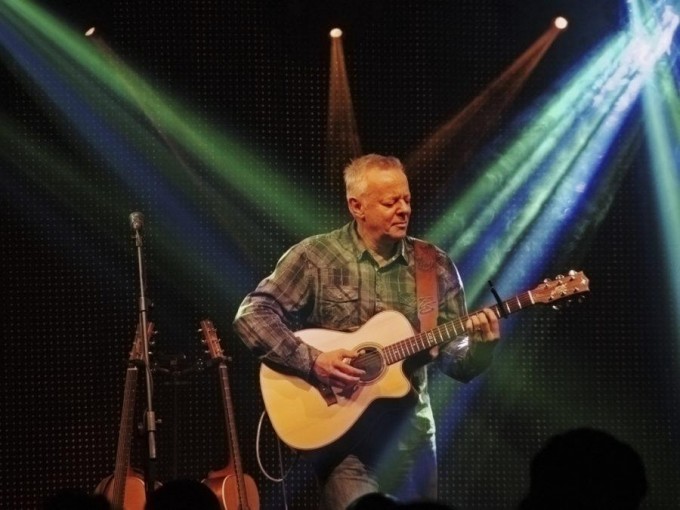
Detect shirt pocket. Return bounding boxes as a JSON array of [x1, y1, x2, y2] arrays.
[[393, 292, 417, 325], [318, 285, 360, 331]]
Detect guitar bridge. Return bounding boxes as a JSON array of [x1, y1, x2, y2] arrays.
[[317, 382, 338, 406]]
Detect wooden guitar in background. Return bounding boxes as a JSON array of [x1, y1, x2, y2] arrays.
[[95, 322, 158, 510], [201, 319, 260, 510], [261, 271, 590, 453]]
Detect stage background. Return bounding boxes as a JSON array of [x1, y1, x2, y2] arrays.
[[2, 0, 679, 508]]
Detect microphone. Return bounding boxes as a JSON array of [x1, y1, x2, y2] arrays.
[[129, 212, 144, 231]]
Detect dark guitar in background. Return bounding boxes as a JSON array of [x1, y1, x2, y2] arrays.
[[95, 322, 160, 510], [200, 319, 260, 510]]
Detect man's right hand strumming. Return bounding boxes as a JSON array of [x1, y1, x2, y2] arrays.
[[312, 349, 366, 390]]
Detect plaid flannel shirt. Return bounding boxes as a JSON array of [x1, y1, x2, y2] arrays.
[[234, 222, 495, 437]]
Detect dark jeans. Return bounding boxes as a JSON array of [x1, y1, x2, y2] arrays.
[[315, 422, 437, 510]]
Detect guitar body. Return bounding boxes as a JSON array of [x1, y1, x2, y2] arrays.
[[94, 469, 147, 510], [203, 468, 260, 510], [260, 271, 590, 453], [200, 319, 260, 510], [260, 310, 416, 452]]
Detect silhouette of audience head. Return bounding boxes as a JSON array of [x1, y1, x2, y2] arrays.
[[43, 489, 111, 510], [346, 492, 456, 510], [402, 501, 456, 509], [347, 492, 400, 510], [145, 479, 221, 510], [519, 428, 647, 509]]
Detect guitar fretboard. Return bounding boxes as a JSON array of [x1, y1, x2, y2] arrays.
[[111, 364, 138, 509], [382, 290, 535, 364], [202, 318, 250, 507], [218, 363, 246, 485]]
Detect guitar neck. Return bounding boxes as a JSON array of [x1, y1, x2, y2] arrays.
[[382, 290, 535, 365], [217, 362, 248, 499], [111, 364, 139, 509], [108, 321, 153, 507]]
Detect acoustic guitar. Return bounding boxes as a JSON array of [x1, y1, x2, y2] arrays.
[[260, 271, 589, 453], [95, 322, 157, 510], [201, 319, 260, 510]]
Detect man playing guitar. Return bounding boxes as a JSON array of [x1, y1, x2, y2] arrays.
[[234, 154, 500, 509]]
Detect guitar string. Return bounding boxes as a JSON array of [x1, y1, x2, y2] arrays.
[[352, 310, 488, 368], [349, 293, 536, 369], [350, 310, 483, 368]]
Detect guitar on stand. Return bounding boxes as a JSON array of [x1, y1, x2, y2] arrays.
[[200, 319, 260, 510], [95, 322, 159, 510], [260, 271, 590, 454]]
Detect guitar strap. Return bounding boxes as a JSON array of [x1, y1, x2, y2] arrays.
[[414, 240, 439, 333]]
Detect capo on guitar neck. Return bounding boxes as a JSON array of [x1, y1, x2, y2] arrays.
[[487, 280, 507, 318]]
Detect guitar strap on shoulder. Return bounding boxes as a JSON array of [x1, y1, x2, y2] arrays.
[[414, 240, 439, 333]]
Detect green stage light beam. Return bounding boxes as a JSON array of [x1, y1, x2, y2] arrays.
[[427, 4, 678, 303], [426, 34, 629, 254], [636, 0, 680, 357], [1, 0, 330, 238]]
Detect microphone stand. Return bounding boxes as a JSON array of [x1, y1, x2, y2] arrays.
[[130, 212, 158, 499]]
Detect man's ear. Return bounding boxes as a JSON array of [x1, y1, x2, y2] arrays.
[[347, 196, 363, 220]]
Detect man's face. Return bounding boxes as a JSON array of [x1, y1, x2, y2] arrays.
[[355, 166, 411, 245]]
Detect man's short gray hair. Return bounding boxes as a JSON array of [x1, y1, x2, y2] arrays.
[[343, 154, 405, 198]]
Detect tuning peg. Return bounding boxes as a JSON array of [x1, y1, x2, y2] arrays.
[[543, 278, 552, 283], [556, 274, 565, 280]]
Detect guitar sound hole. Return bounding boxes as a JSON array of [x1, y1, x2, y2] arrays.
[[351, 346, 385, 383]]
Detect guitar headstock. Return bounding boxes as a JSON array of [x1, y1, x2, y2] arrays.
[[129, 321, 155, 362], [200, 319, 226, 361], [531, 270, 590, 307]]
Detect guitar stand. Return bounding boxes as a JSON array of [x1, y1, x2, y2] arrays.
[[153, 353, 208, 480]]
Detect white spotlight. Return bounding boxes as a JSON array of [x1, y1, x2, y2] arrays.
[[330, 28, 343, 38], [85, 27, 96, 37], [554, 17, 568, 30]]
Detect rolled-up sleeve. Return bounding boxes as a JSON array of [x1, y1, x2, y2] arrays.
[[233, 243, 322, 380], [436, 253, 496, 382]]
